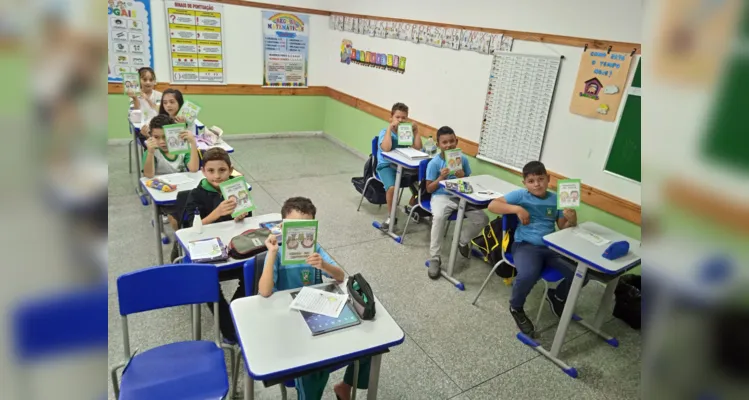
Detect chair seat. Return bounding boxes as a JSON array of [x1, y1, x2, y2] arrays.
[[419, 199, 459, 220], [503, 252, 564, 283], [120, 341, 228, 400]]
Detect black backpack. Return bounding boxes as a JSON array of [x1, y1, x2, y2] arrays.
[[471, 217, 517, 280], [351, 154, 387, 205]]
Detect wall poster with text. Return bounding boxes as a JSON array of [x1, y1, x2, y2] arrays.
[[263, 10, 309, 87], [165, 0, 226, 84]]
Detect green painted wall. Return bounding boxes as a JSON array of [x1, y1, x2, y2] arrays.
[[323, 97, 642, 241], [108, 95, 326, 139]]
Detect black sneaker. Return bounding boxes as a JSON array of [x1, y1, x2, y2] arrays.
[[509, 307, 535, 335], [545, 289, 566, 318], [458, 242, 470, 258], [380, 218, 398, 231]]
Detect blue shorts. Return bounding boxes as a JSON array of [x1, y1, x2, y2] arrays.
[[376, 164, 417, 191]]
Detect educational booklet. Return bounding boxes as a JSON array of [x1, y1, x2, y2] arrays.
[[163, 123, 190, 155], [282, 219, 318, 265], [422, 136, 437, 155], [187, 237, 228, 263], [176, 99, 201, 125], [219, 176, 256, 218], [444, 149, 463, 173], [557, 179, 582, 209], [290, 284, 362, 336], [122, 72, 141, 95], [397, 122, 414, 146]]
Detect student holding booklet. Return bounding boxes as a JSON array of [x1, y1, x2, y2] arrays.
[[126, 67, 162, 137], [258, 197, 370, 400]]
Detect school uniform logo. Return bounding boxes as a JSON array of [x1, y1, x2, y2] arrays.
[[546, 207, 554, 217], [301, 269, 311, 285]]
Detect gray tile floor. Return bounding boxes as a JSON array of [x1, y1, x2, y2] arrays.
[[108, 137, 640, 400]]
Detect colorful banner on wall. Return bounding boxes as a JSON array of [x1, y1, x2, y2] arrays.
[[263, 11, 310, 87], [341, 40, 406, 74], [569, 50, 633, 121], [165, 1, 226, 84], [108, 0, 154, 82]]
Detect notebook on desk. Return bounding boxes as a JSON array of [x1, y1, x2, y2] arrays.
[[188, 237, 228, 263], [394, 147, 429, 160], [290, 284, 362, 336]]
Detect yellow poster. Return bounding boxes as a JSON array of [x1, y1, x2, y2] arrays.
[[569, 51, 633, 122], [165, 1, 225, 84]]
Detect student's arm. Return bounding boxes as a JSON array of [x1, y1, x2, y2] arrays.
[[380, 129, 393, 152], [258, 235, 279, 297], [181, 130, 199, 172], [130, 95, 141, 111], [412, 124, 423, 150], [557, 209, 577, 230], [425, 160, 449, 193], [488, 192, 530, 225], [314, 245, 345, 283], [142, 138, 158, 178], [203, 198, 236, 225]]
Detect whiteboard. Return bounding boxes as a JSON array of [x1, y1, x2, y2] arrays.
[[477, 53, 561, 172]]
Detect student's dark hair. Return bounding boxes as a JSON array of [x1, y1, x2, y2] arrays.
[[281, 197, 317, 219], [391, 102, 408, 115], [158, 88, 184, 115], [436, 126, 455, 140], [202, 148, 232, 168], [138, 67, 156, 80], [522, 161, 547, 179], [149, 114, 175, 131]]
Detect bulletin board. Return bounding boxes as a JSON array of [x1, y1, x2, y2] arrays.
[[108, 0, 155, 82], [569, 50, 633, 121], [604, 59, 641, 183]]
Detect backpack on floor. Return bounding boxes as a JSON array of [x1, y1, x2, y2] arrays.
[[613, 274, 641, 330], [471, 217, 517, 282], [351, 154, 387, 205]]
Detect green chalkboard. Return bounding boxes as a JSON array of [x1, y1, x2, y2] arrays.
[[605, 61, 641, 183]]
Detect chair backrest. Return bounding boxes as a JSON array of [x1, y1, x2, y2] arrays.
[[13, 284, 108, 362], [370, 136, 379, 161], [117, 264, 219, 316], [501, 214, 519, 261], [417, 158, 430, 182], [243, 252, 268, 297], [176, 189, 193, 228]]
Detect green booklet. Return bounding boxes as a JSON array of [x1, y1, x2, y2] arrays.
[[219, 176, 256, 218], [444, 148, 463, 173], [177, 99, 201, 125], [397, 123, 414, 146], [557, 179, 581, 209], [282, 219, 318, 265], [122, 72, 141, 95], [422, 136, 437, 155], [164, 123, 191, 155]]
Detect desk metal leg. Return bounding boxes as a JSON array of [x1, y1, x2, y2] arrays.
[[551, 263, 588, 356], [366, 354, 382, 400], [373, 165, 403, 243], [568, 276, 621, 347], [191, 304, 201, 341], [152, 202, 165, 265], [132, 127, 146, 203], [441, 199, 466, 290], [244, 374, 255, 400]]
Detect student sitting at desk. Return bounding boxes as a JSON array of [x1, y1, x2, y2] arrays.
[[376, 102, 423, 230], [142, 114, 199, 231], [487, 161, 581, 336], [259, 197, 366, 400], [127, 67, 161, 138], [181, 147, 250, 342], [425, 126, 489, 279]]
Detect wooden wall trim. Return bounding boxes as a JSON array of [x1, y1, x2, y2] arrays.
[[108, 82, 641, 225], [108, 83, 327, 96], [203, 1, 640, 54], [665, 178, 749, 235], [326, 88, 640, 225]]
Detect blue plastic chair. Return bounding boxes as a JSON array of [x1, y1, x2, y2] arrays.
[[356, 136, 386, 212], [110, 264, 234, 400], [401, 159, 459, 244], [472, 214, 563, 325]]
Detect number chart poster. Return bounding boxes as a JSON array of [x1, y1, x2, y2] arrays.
[[263, 11, 310, 87], [108, 0, 154, 82], [569, 50, 633, 122], [165, 1, 226, 84]]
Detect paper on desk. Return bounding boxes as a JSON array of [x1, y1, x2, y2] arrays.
[[289, 287, 348, 318], [188, 238, 223, 259], [572, 227, 611, 246], [160, 173, 193, 185]]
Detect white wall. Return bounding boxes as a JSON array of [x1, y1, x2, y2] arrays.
[[321, 1, 642, 204]]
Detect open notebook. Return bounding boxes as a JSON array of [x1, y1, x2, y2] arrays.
[[290, 284, 361, 336], [187, 237, 228, 263], [394, 147, 429, 160]]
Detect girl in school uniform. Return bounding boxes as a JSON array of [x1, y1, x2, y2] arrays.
[[128, 67, 162, 138]]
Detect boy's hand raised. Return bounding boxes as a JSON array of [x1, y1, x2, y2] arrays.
[[517, 207, 531, 225], [439, 167, 450, 180], [174, 115, 186, 124], [455, 169, 465, 178], [179, 130, 196, 145], [265, 234, 279, 252], [145, 137, 158, 153], [307, 253, 323, 270], [215, 198, 236, 217], [140, 124, 151, 137], [234, 212, 248, 222], [563, 209, 577, 226]]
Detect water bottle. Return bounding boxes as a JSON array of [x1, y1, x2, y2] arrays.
[[192, 208, 203, 234]]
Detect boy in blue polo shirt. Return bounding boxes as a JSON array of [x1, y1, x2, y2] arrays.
[[259, 197, 369, 400], [488, 161, 580, 335], [376, 102, 423, 230], [424, 126, 489, 279]]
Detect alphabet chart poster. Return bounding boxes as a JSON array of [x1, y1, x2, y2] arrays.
[[165, 1, 226, 84], [108, 0, 154, 82]]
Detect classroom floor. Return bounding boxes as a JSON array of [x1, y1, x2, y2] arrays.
[[107, 136, 641, 400]]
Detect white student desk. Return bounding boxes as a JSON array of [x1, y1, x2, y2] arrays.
[[439, 175, 520, 290], [376, 150, 423, 242], [519, 222, 641, 378], [231, 281, 405, 400]]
